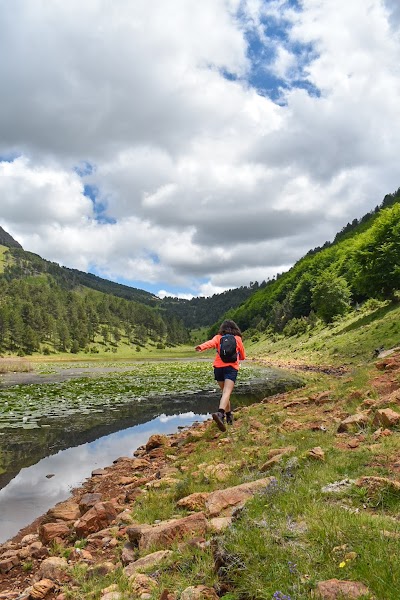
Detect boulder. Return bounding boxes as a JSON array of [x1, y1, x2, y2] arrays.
[[180, 586, 219, 600], [79, 493, 102, 514], [205, 477, 276, 517], [177, 492, 209, 511], [145, 434, 167, 451], [39, 522, 71, 544], [372, 408, 400, 428], [75, 502, 117, 537], [35, 557, 68, 583], [307, 446, 325, 461], [313, 578, 371, 599], [124, 550, 173, 576], [127, 512, 207, 551], [29, 579, 55, 599], [48, 500, 81, 522], [337, 412, 369, 433]]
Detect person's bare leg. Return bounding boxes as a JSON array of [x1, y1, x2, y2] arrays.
[[219, 379, 234, 412]]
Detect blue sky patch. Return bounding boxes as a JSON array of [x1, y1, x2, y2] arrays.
[[83, 184, 116, 225]]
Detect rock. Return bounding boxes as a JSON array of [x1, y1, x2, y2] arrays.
[[145, 434, 167, 451], [0, 553, 20, 574], [307, 447, 325, 461], [79, 493, 102, 513], [373, 408, 400, 428], [177, 493, 210, 511], [260, 454, 283, 472], [209, 517, 232, 532], [29, 579, 55, 599], [321, 479, 355, 494], [21, 534, 39, 545], [75, 502, 117, 537], [313, 391, 331, 405], [92, 468, 108, 476], [130, 458, 151, 470], [129, 573, 157, 597], [267, 446, 296, 458], [313, 578, 371, 599], [205, 477, 276, 517], [280, 418, 302, 431], [35, 557, 68, 583], [39, 522, 71, 544], [87, 562, 116, 578], [121, 542, 137, 565], [180, 586, 219, 600], [48, 500, 81, 522], [101, 593, 122, 600], [127, 512, 208, 551], [356, 475, 400, 493], [124, 550, 173, 576], [30, 541, 48, 559], [337, 412, 370, 433]]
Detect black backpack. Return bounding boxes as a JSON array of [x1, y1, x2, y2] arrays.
[[219, 334, 237, 363]]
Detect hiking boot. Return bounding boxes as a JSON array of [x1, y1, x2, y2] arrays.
[[226, 412, 233, 426], [212, 410, 226, 432]]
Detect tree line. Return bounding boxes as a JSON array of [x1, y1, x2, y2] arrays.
[[0, 275, 189, 355], [217, 190, 400, 338]]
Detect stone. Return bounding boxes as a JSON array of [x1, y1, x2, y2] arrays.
[[205, 477, 276, 517], [280, 418, 302, 431], [337, 412, 370, 433], [79, 493, 102, 513], [146, 434, 167, 451], [30, 579, 55, 599], [177, 492, 209, 511], [39, 522, 71, 543], [127, 512, 208, 551], [130, 458, 151, 470], [307, 447, 325, 461], [260, 454, 283, 471], [129, 573, 157, 597], [180, 586, 219, 600], [124, 550, 173, 576], [21, 534, 39, 545], [313, 578, 371, 599], [0, 553, 19, 574], [75, 502, 117, 537], [48, 500, 81, 522], [372, 408, 400, 428], [35, 557, 68, 583], [121, 542, 137, 565], [356, 475, 400, 493], [87, 561, 116, 578], [267, 446, 296, 458], [92, 468, 108, 476], [209, 517, 232, 532]]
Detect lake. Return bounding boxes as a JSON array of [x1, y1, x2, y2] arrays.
[[0, 359, 303, 542]]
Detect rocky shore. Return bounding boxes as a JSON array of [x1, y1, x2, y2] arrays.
[[1, 352, 400, 600]]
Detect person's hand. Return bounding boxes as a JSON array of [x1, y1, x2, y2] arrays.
[[195, 346, 201, 351]]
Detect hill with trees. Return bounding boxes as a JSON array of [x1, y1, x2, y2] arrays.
[[214, 187, 400, 337]]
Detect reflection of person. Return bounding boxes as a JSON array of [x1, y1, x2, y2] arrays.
[[195, 319, 246, 432]]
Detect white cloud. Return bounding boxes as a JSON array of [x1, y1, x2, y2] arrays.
[[1, 0, 400, 296]]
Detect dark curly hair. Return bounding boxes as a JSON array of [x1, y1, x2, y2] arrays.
[[218, 319, 242, 338]]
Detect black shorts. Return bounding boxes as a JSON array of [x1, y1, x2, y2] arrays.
[[214, 366, 238, 383]]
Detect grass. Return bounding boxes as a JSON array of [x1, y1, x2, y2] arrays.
[[0, 358, 33, 374]]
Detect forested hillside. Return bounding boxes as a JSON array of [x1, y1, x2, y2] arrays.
[[218, 188, 400, 336], [0, 246, 188, 355], [161, 282, 262, 328]]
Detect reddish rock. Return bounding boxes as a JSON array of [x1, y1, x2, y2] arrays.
[[307, 446, 325, 461], [124, 549, 173, 576], [337, 412, 369, 433], [268, 446, 296, 458], [35, 557, 69, 583], [177, 492, 209, 511], [260, 454, 283, 471], [145, 434, 167, 451], [30, 578, 55, 599], [205, 477, 276, 517], [180, 585, 219, 600], [127, 512, 207, 551], [48, 500, 81, 522], [79, 493, 102, 514], [39, 522, 71, 544], [0, 552, 19, 574], [75, 502, 117, 537], [313, 578, 370, 599], [373, 407, 400, 428]]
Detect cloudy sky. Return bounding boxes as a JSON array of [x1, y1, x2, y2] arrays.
[[1, 0, 400, 298]]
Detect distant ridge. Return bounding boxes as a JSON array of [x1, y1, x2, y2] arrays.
[[0, 226, 22, 249]]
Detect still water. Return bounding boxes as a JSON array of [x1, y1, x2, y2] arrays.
[[0, 411, 207, 543]]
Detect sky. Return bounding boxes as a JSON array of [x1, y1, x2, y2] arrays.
[[1, 0, 400, 299]]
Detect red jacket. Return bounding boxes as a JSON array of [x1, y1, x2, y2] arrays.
[[197, 334, 245, 369]]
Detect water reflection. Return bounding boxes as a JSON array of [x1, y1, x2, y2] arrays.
[[0, 412, 207, 544]]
